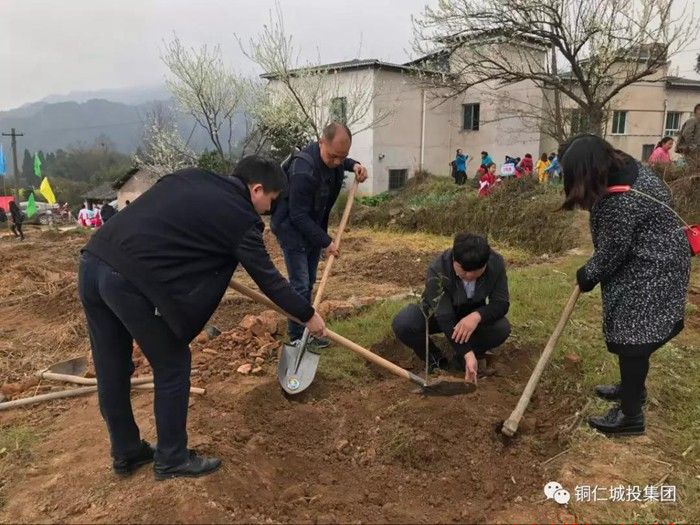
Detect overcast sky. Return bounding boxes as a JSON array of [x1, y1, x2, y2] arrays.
[[1, 0, 698, 110]]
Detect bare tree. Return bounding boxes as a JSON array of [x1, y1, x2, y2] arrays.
[[240, 2, 392, 144], [133, 104, 195, 175], [412, 0, 699, 137], [162, 35, 244, 164]]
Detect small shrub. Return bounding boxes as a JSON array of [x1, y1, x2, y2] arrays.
[[349, 174, 581, 254], [357, 192, 393, 207]]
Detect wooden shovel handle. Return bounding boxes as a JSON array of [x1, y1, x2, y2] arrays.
[[501, 285, 580, 436], [0, 382, 205, 411], [229, 280, 426, 387], [40, 371, 155, 386], [313, 179, 360, 308]]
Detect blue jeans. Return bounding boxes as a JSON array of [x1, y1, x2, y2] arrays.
[[282, 246, 322, 340], [78, 252, 191, 467]]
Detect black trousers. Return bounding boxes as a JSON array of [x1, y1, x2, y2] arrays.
[[392, 303, 511, 365], [617, 354, 650, 417], [78, 252, 191, 467], [10, 222, 24, 239], [612, 320, 684, 417], [455, 170, 467, 185]]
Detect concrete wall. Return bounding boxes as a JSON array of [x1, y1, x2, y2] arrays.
[[605, 83, 700, 161], [371, 70, 547, 193], [117, 171, 158, 209], [266, 58, 699, 195], [266, 69, 377, 194], [371, 71, 423, 194]]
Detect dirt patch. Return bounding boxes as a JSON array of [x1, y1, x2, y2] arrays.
[[0, 348, 578, 524], [371, 336, 421, 370], [357, 249, 437, 288], [0, 233, 87, 385], [0, 228, 583, 524]]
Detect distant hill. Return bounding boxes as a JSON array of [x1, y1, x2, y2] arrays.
[[0, 85, 247, 155]]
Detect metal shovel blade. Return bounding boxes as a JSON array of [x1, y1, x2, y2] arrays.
[[48, 356, 88, 376], [277, 342, 320, 395]]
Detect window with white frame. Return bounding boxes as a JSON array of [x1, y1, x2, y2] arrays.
[[664, 112, 682, 136], [612, 111, 627, 135], [462, 103, 480, 131]]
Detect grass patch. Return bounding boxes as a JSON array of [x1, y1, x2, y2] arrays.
[[349, 175, 582, 254], [313, 242, 700, 523], [0, 425, 37, 460], [349, 227, 536, 266], [317, 299, 406, 384], [356, 192, 393, 207], [508, 256, 700, 524]]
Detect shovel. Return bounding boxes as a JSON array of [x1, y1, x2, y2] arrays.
[[38, 356, 153, 386], [230, 281, 426, 389], [278, 179, 360, 395], [36, 356, 204, 393]]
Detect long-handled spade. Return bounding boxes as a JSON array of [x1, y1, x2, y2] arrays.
[[501, 285, 580, 437], [277, 179, 360, 395], [229, 281, 427, 389]]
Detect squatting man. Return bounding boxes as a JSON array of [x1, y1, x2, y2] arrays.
[[392, 233, 511, 382]]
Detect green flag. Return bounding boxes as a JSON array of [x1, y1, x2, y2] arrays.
[[33, 153, 42, 178], [26, 192, 37, 218]]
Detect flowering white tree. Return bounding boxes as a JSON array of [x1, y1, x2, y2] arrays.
[[162, 36, 245, 165], [240, 3, 392, 146], [412, 0, 699, 138], [133, 104, 195, 175]]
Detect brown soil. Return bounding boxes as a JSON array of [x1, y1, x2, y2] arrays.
[[0, 227, 581, 524], [1, 341, 576, 524], [0, 227, 430, 387]]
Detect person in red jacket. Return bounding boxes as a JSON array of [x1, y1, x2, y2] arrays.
[[517, 153, 533, 177], [478, 162, 500, 196]]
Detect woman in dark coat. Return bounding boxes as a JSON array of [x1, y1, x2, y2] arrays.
[[560, 134, 690, 436], [8, 200, 25, 241]]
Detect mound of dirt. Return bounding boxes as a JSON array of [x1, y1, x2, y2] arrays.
[[0, 339, 580, 524], [351, 175, 582, 254], [359, 250, 437, 288]]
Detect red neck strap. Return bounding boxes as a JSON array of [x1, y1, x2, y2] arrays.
[[607, 185, 631, 194]]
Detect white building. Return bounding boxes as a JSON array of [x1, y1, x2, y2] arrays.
[[264, 55, 700, 195]]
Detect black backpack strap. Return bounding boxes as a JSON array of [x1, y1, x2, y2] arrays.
[[291, 151, 315, 171], [280, 150, 325, 212]]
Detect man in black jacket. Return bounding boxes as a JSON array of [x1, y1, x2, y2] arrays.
[[271, 122, 367, 346], [392, 233, 511, 383], [99, 200, 116, 222], [79, 156, 326, 480]]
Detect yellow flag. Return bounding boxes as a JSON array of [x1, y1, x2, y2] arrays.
[[39, 177, 57, 204]]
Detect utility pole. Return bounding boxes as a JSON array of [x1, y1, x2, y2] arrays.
[[1, 128, 24, 200]]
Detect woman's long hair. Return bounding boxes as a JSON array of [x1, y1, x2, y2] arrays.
[[560, 134, 625, 211], [656, 136, 674, 148]]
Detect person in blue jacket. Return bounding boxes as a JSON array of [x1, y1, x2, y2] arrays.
[[545, 153, 561, 183], [452, 149, 468, 185], [480, 151, 494, 169], [271, 122, 368, 347]]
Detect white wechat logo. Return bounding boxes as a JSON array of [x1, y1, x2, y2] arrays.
[[544, 481, 571, 505]]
